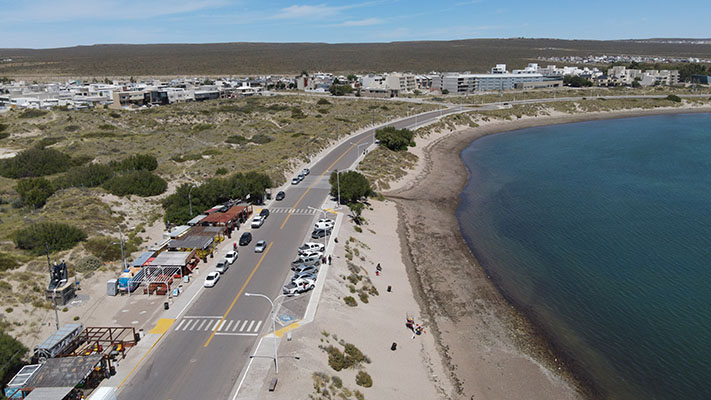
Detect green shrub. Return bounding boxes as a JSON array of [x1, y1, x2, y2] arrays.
[[343, 296, 357, 307], [358, 292, 369, 303], [331, 376, 342, 388], [355, 390, 365, 400], [0, 132, 8, 140], [0, 123, 8, 132], [666, 94, 682, 103], [73, 316, 80, 321], [5, 307, 13, 313], [35, 137, 64, 148], [103, 170, 167, 197], [226, 135, 248, 144], [84, 237, 123, 262], [0, 331, 28, 389], [355, 371, 373, 388], [98, 124, 116, 130], [249, 134, 273, 144], [317, 98, 331, 105], [325, 345, 348, 371], [56, 164, 113, 188], [110, 154, 158, 172], [290, 107, 307, 119], [0, 147, 72, 178], [64, 124, 80, 132], [19, 109, 48, 118], [0, 252, 20, 272], [191, 123, 215, 132], [215, 167, 228, 175], [75, 255, 103, 273], [109, 111, 121, 118], [14, 222, 87, 254], [374, 126, 414, 151], [170, 153, 202, 163], [16, 177, 55, 208]]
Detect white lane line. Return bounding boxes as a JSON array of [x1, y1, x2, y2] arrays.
[[183, 315, 223, 319], [253, 320, 263, 332], [189, 320, 198, 331], [216, 320, 226, 331], [197, 320, 207, 330], [224, 320, 234, 331], [232, 321, 240, 331], [182, 320, 195, 331], [214, 332, 259, 337], [174, 319, 187, 331], [246, 320, 255, 332], [232, 338, 264, 400], [205, 320, 217, 331], [239, 320, 249, 332]]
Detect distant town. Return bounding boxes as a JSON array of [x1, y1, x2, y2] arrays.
[[2, 61, 710, 111]]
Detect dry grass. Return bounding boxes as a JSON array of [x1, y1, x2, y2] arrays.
[[359, 147, 418, 191]]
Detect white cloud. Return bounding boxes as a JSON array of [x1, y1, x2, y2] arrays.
[[271, 4, 345, 20], [336, 18, 384, 27]]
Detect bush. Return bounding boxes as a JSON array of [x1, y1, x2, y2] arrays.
[[75, 255, 102, 273], [249, 134, 273, 144], [14, 222, 87, 254], [0, 123, 8, 132], [0, 147, 72, 178], [344, 343, 368, 365], [325, 345, 348, 371], [226, 134, 247, 144], [290, 107, 307, 119], [331, 376, 343, 388], [343, 296, 357, 307], [0, 252, 20, 272], [19, 109, 48, 118], [0, 331, 28, 391], [0, 132, 8, 140], [374, 126, 414, 151], [103, 170, 167, 197], [358, 292, 369, 303], [56, 164, 113, 189], [16, 177, 55, 208], [317, 98, 331, 105], [355, 371, 373, 388], [215, 167, 228, 175], [84, 236, 123, 262], [329, 84, 353, 96], [666, 94, 682, 103], [64, 124, 80, 132], [109, 111, 121, 118], [110, 154, 158, 172]]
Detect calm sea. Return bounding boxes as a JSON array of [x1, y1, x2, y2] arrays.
[[457, 113, 711, 399]]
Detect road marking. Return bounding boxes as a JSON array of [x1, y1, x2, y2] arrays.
[[189, 320, 197, 331], [253, 320, 263, 333], [217, 320, 226, 331], [272, 321, 301, 338], [148, 319, 175, 335], [246, 320, 255, 332], [232, 320, 240, 331], [232, 338, 263, 400], [204, 242, 274, 347], [183, 315, 223, 319], [182, 320, 195, 331], [214, 332, 258, 337], [174, 319, 187, 331], [279, 136, 367, 230], [239, 320, 248, 332], [197, 320, 207, 330]]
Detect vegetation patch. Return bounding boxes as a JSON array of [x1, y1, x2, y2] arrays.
[[359, 147, 418, 191], [355, 371, 373, 388], [226, 134, 247, 144], [19, 109, 49, 119], [0, 147, 73, 179], [102, 170, 167, 197], [343, 296, 357, 307], [374, 126, 414, 151], [16, 177, 55, 208], [74, 255, 102, 275], [14, 222, 87, 254], [0, 252, 20, 272], [249, 133, 273, 144]]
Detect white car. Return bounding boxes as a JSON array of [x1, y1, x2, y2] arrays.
[[314, 219, 334, 230], [215, 260, 229, 274], [251, 215, 265, 228], [302, 168, 310, 176], [254, 240, 267, 253], [299, 250, 323, 261], [204, 272, 220, 288], [299, 242, 325, 253], [283, 276, 316, 295], [224, 251, 238, 265], [291, 177, 300, 185]]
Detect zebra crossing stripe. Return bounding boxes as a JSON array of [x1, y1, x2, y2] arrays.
[[239, 320, 249, 332], [232, 321, 240, 331], [175, 319, 187, 331], [188, 320, 197, 331], [224, 320, 233, 331], [197, 320, 207, 330], [253, 320, 263, 332], [246, 321, 255, 332], [216, 320, 225, 331]]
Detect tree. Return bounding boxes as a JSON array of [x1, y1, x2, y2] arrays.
[[347, 74, 357, 82], [348, 202, 364, 225], [14, 222, 87, 254], [329, 170, 372, 205], [374, 126, 414, 151], [16, 177, 55, 208], [441, 89, 449, 94], [631, 80, 641, 88], [329, 84, 353, 96], [0, 331, 28, 393], [563, 75, 593, 87], [0, 147, 72, 179]]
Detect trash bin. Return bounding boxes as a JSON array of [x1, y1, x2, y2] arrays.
[[164, 302, 170, 310], [183, 275, 190, 283], [391, 342, 397, 351]]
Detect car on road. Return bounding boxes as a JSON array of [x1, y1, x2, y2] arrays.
[[311, 228, 331, 239], [251, 215, 265, 228], [314, 219, 334, 230], [291, 177, 300, 185], [254, 240, 267, 253], [224, 251, 238, 265], [275, 191, 285, 201], [259, 209, 270, 219], [299, 242, 325, 253], [302, 168, 310, 176], [215, 260, 229, 274], [204, 271, 220, 288], [239, 232, 253, 246], [283, 276, 316, 295]]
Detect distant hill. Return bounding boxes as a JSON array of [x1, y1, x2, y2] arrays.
[[1, 38, 711, 78]]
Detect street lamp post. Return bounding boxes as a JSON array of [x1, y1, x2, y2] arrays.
[[245, 293, 298, 375], [188, 184, 196, 217]]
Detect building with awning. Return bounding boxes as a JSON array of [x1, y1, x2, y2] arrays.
[[200, 205, 252, 233], [143, 251, 198, 295], [4, 355, 103, 399]]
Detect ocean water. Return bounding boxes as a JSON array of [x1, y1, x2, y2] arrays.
[[456, 113, 711, 399]]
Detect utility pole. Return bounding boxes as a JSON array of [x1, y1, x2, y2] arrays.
[[188, 184, 195, 217]]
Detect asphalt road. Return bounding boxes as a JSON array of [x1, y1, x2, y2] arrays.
[[117, 108, 462, 400]]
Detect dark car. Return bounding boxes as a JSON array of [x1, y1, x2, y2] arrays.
[[311, 228, 331, 239], [239, 232, 253, 246], [260, 209, 270, 219], [275, 191, 285, 201]]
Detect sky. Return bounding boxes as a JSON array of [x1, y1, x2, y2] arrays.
[[0, 0, 709, 49]]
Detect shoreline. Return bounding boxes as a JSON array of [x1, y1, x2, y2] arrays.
[[386, 105, 711, 399]]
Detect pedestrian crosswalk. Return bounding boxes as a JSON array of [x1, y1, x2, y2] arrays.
[[269, 207, 317, 215], [174, 316, 263, 336]]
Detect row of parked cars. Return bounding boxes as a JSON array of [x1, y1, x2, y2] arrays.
[[291, 168, 310, 185], [283, 241, 325, 295]]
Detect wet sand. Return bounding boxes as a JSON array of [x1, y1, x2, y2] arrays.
[[386, 106, 711, 399]]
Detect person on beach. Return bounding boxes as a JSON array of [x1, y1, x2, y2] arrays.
[[328, 255, 332, 265], [376, 263, 382, 276]]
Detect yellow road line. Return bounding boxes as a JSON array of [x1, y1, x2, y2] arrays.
[[204, 241, 273, 347], [279, 136, 368, 230], [272, 321, 301, 338]]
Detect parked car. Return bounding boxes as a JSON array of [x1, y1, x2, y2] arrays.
[[283, 277, 316, 295], [239, 232, 253, 246], [259, 209, 270, 219], [251, 215, 265, 228], [311, 228, 331, 239], [302, 168, 310, 176], [224, 251, 238, 265], [275, 191, 285, 201], [291, 177, 300, 185], [292, 264, 319, 275], [215, 260, 229, 274], [292, 254, 322, 267], [254, 240, 267, 253], [299, 250, 323, 261], [314, 219, 334, 230], [298, 172, 305, 181], [204, 272, 220, 288], [299, 242, 325, 253], [292, 271, 318, 283]]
